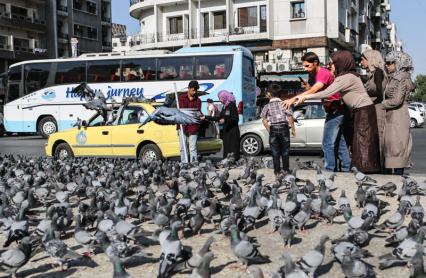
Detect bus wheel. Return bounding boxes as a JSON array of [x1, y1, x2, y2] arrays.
[[54, 143, 74, 160], [38, 116, 57, 138], [139, 144, 163, 164]]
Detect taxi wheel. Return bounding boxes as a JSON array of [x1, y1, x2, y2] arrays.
[[54, 143, 74, 160], [38, 116, 57, 138], [139, 144, 163, 164]]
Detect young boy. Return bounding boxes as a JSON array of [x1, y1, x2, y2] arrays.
[[260, 83, 296, 176]]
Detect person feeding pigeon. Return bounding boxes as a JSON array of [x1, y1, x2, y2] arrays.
[[295, 50, 381, 174], [178, 80, 203, 163], [203, 90, 240, 161], [260, 83, 296, 176]]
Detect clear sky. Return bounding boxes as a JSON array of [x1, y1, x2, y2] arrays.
[[112, 0, 426, 77]]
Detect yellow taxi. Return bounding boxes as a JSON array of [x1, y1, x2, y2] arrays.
[[45, 102, 222, 163]]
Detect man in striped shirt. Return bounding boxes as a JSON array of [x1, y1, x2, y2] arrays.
[[260, 83, 296, 176]]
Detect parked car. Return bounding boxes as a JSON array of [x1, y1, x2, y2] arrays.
[[410, 102, 426, 113], [408, 106, 424, 128], [45, 101, 222, 162], [239, 100, 325, 156]]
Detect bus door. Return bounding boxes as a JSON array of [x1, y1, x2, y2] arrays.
[[23, 63, 54, 132], [4, 65, 23, 132]]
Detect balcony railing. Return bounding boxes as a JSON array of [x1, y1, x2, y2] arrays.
[[0, 44, 11, 51], [101, 16, 110, 22], [0, 11, 46, 26], [130, 25, 267, 46]]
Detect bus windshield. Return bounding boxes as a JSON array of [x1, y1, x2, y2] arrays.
[[2, 46, 256, 137]]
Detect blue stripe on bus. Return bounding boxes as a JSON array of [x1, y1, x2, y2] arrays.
[[4, 120, 76, 133]]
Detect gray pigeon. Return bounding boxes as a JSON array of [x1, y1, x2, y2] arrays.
[[185, 236, 215, 270], [296, 235, 329, 276], [110, 255, 133, 278], [341, 250, 375, 278], [190, 251, 215, 278], [332, 241, 372, 263], [140, 106, 201, 126], [0, 237, 32, 278], [229, 225, 270, 267], [409, 244, 426, 278], [278, 252, 308, 278], [352, 167, 377, 183], [279, 217, 296, 247]]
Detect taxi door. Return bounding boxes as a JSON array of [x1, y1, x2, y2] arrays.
[[110, 105, 180, 158], [72, 114, 113, 156]]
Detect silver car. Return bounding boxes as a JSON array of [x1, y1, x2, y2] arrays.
[[239, 100, 325, 156]]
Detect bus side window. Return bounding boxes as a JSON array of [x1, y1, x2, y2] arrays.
[[195, 55, 232, 80], [158, 57, 193, 80], [87, 60, 121, 83], [55, 61, 86, 84], [24, 63, 50, 95], [122, 58, 156, 82]]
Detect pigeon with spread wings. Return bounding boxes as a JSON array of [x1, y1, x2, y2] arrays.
[[140, 106, 201, 126], [72, 82, 108, 122]]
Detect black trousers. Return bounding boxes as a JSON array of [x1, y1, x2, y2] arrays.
[[269, 124, 290, 173]]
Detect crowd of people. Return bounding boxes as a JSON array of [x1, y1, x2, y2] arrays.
[[178, 48, 415, 176]]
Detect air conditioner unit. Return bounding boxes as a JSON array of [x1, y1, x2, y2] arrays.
[[277, 63, 289, 72], [255, 61, 264, 72], [263, 63, 276, 72]]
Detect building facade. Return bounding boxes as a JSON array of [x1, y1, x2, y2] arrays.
[[128, 0, 396, 74], [0, 0, 112, 74]]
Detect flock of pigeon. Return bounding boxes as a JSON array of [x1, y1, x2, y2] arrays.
[[0, 152, 426, 277]]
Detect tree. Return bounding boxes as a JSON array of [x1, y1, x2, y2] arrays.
[[411, 74, 426, 102]]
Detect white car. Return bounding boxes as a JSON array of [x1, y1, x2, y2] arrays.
[[410, 102, 426, 119], [408, 106, 424, 128], [239, 101, 325, 156]]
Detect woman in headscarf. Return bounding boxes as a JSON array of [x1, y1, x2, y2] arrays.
[[295, 50, 381, 173], [204, 90, 240, 160], [381, 51, 415, 175], [361, 49, 388, 172]]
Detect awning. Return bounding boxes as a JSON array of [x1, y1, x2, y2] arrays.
[[259, 73, 309, 82]]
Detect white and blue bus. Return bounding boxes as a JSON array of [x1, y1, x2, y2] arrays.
[[3, 45, 256, 137]]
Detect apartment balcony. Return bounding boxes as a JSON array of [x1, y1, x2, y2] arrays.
[[101, 16, 111, 25], [130, 26, 268, 50], [57, 5, 68, 16], [130, 0, 187, 19], [0, 12, 46, 33]]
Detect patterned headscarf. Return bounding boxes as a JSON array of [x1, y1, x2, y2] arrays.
[[218, 90, 235, 107], [330, 51, 359, 77], [362, 49, 386, 73], [385, 51, 414, 74]]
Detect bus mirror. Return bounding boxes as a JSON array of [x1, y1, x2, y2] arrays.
[[82, 120, 87, 128]]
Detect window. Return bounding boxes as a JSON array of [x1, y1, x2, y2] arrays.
[[11, 6, 27, 16], [243, 56, 254, 77], [73, 0, 82, 10], [54, 61, 86, 84], [169, 16, 183, 34], [87, 27, 97, 40], [0, 3, 6, 13], [213, 11, 226, 30], [119, 106, 149, 125], [7, 84, 20, 102], [87, 1, 97, 14], [195, 55, 233, 79], [122, 58, 157, 81], [158, 57, 193, 80], [291, 1, 305, 19], [238, 6, 257, 27], [24, 63, 51, 95], [87, 60, 121, 83], [8, 66, 21, 81], [306, 103, 326, 119], [74, 24, 84, 37], [260, 5, 267, 32]]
